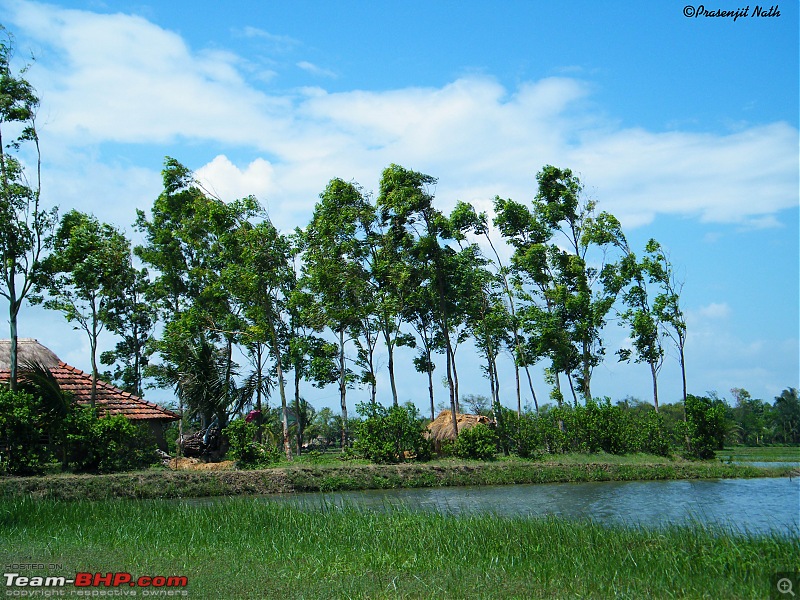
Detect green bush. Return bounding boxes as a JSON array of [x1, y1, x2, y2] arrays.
[[453, 423, 498, 460], [0, 390, 50, 475], [683, 394, 727, 459], [354, 402, 431, 464], [66, 409, 158, 473], [495, 409, 542, 458], [636, 410, 671, 456], [223, 418, 281, 468]]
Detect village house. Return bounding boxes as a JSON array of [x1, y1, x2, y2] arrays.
[[0, 339, 178, 450]]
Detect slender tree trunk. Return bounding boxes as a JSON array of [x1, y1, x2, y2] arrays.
[[387, 343, 398, 406], [294, 359, 302, 454], [567, 374, 578, 407], [427, 360, 435, 421], [90, 303, 99, 408], [524, 366, 540, 415], [514, 364, 521, 417], [452, 352, 460, 413], [339, 328, 348, 449], [554, 369, 563, 408], [8, 299, 18, 392], [650, 361, 659, 413], [255, 344, 264, 443], [275, 354, 292, 462]]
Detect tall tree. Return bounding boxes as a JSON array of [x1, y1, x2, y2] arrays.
[[0, 28, 56, 390], [226, 217, 296, 461], [302, 178, 372, 448], [135, 158, 260, 429], [378, 164, 460, 437], [40, 211, 130, 406], [614, 235, 667, 411], [101, 259, 155, 396], [642, 239, 687, 405]]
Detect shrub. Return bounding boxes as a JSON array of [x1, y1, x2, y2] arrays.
[[354, 402, 430, 464], [0, 390, 50, 475], [683, 394, 727, 459], [636, 410, 671, 456], [66, 409, 158, 473], [223, 418, 281, 468], [495, 409, 542, 458], [453, 423, 498, 460]]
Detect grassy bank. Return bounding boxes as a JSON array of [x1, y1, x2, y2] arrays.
[[716, 445, 800, 463], [0, 454, 791, 501], [1, 496, 797, 599]]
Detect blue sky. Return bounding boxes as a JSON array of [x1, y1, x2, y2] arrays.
[[1, 0, 797, 412]]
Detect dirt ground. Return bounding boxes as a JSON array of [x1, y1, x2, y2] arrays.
[[166, 457, 236, 471]]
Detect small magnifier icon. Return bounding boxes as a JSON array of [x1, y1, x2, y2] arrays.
[[778, 578, 796, 597]]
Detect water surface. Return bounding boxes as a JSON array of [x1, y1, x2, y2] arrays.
[[185, 477, 800, 534]]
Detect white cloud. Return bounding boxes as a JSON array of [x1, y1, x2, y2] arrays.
[[296, 61, 337, 78], [5, 0, 795, 232], [691, 302, 732, 321]]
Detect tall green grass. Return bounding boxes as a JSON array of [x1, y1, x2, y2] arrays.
[[1, 497, 797, 598]]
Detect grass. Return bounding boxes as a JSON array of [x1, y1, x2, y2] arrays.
[[716, 446, 800, 463], [0, 454, 790, 501], [0, 496, 797, 599]]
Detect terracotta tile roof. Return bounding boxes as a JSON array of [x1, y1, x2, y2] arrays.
[[0, 362, 179, 422]]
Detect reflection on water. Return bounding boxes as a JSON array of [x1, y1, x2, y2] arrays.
[[183, 478, 800, 534]]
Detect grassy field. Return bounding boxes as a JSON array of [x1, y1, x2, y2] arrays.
[[716, 445, 800, 463], [0, 453, 791, 501], [0, 496, 797, 599]]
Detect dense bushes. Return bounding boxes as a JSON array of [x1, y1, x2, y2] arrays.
[[0, 389, 158, 475], [354, 402, 431, 463], [65, 410, 159, 473], [223, 418, 282, 468], [452, 423, 498, 460]]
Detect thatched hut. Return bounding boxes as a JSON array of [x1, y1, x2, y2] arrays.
[[426, 410, 493, 453], [0, 339, 179, 450]]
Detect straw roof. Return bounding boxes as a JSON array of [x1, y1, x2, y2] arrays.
[[0, 339, 178, 422], [426, 410, 493, 443], [0, 338, 61, 370]]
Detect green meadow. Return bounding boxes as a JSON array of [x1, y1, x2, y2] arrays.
[[1, 496, 797, 599]]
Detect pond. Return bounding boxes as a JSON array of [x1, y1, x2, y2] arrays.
[[185, 477, 800, 534]]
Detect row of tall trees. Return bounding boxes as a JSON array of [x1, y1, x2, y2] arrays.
[[1, 29, 691, 461]]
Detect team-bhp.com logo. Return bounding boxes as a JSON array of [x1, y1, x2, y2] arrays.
[[5, 572, 188, 596]]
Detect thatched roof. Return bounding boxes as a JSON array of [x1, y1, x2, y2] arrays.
[[426, 410, 492, 442], [0, 338, 61, 370], [0, 339, 178, 422]]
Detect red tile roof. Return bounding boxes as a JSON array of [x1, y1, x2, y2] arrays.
[[0, 362, 179, 422]]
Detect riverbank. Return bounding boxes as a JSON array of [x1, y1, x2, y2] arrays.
[[0, 454, 791, 501], [1, 496, 797, 599]]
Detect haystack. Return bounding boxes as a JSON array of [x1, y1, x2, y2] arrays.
[[426, 410, 493, 453]]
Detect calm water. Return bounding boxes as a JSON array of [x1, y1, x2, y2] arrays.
[[205, 477, 800, 534]]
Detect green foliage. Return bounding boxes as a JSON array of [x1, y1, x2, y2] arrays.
[[354, 402, 430, 463], [683, 394, 728, 459], [453, 423, 498, 460], [223, 418, 281, 469], [636, 410, 671, 456], [65, 410, 158, 473], [0, 389, 50, 474], [0, 384, 158, 475]]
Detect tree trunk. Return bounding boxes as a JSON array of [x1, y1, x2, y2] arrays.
[[339, 328, 348, 449], [427, 358, 435, 421], [8, 275, 19, 392], [650, 361, 659, 413], [387, 342, 399, 407], [524, 365, 539, 415], [294, 360, 302, 454]]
